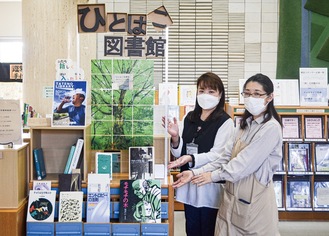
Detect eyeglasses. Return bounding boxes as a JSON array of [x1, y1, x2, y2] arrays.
[[241, 92, 267, 98]]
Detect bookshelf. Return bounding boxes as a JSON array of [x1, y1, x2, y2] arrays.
[[29, 125, 91, 183], [226, 104, 329, 220], [0, 143, 29, 236], [26, 129, 175, 235]]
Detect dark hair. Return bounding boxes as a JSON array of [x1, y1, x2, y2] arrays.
[[240, 73, 282, 129], [189, 72, 225, 122]]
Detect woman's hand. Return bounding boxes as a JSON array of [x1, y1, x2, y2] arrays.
[[191, 172, 213, 186], [162, 116, 179, 138], [168, 155, 192, 169], [172, 170, 194, 188]]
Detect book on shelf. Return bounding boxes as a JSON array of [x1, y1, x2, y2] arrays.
[[26, 190, 56, 222], [64, 144, 76, 174], [68, 137, 84, 174], [315, 143, 329, 172], [273, 180, 283, 209], [119, 179, 161, 223], [304, 116, 324, 139], [288, 143, 311, 172], [281, 116, 301, 140], [286, 180, 311, 209], [32, 180, 52, 191], [111, 151, 121, 173], [33, 148, 47, 180], [95, 152, 113, 179], [58, 173, 82, 192], [52, 80, 87, 126], [58, 191, 84, 222], [129, 146, 155, 180], [86, 173, 111, 223], [314, 181, 329, 209]]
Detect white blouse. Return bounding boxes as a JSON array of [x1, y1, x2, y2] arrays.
[[171, 118, 234, 209]]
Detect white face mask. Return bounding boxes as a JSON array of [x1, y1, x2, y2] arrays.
[[197, 93, 220, 110], [244, 97, 268, 116]]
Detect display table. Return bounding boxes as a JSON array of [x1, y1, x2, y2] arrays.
[[0, 143, 29, 236]]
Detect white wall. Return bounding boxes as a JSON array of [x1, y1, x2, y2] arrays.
[[0, 2, 22, 38]]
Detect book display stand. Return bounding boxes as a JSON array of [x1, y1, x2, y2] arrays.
[[26, 125, 174, 236], [226, 104, 329, 220]]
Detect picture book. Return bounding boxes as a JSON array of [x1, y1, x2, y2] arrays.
[[58, 191, 84, 222], [32, 180, 52, 191], [86, 173, 111, 223], [288, 143, 310, 172], [64, 144, 76, 174], [58, 173, 81, 192], [286, 181, 311, 209], [33, 148, 47, 180], [95, 152, 113, 179], [158, 82, 178, 105], [52, 80, 87, 126], [179, 84, 196, 106], [68, 138, 84, 174], [315, 143, 329, 172], [119, 179, 161, 223], [129, 146, 155, 180], [26, 190, 56, 222], [314, 181, 329, 209]]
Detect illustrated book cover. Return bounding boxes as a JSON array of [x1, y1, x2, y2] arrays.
[[119, 179, 161, 223], [52, 80, 87, 126], [26, 190, 56, 222], [129, 146, 155, 180], [33, 148, 47, 180], [95, 152, 113, 179], [58, 173, 81, 192], [315, 143, 329, 172], [86, 173, 111, 223], [314, 181, 329, 209], [286, 181, 311, 209], [58, 191, 84, 222], [288, 143, 311, 172]]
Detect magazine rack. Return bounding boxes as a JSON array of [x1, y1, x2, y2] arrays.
[[226, 104, 329, 220]]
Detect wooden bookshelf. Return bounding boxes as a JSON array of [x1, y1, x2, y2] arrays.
[[28, 125, 91, 183]]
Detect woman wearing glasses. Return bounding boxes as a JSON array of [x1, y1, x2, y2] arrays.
[[171, 73, 283, 235], [162, 72, 234, 236]]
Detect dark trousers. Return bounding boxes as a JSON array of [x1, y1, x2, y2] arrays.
[[184, 204, 218, 236]]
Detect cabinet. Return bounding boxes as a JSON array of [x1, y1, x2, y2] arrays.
[[0, 143, 29, 236], [226, 104, 329, 220], [29, 125, 91, 183]]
